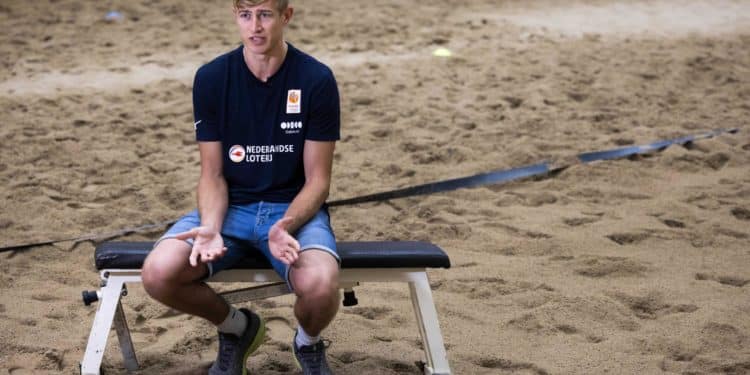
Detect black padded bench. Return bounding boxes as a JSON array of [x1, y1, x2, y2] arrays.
[[81, 241, 451, 374]]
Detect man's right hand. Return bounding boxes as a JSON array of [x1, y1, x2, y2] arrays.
[[174, 226, 227, 267]]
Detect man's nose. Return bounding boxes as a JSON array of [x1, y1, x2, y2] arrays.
[[251, 15, 263, 31]]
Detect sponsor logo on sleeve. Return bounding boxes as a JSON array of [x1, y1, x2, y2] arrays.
[[286, 89, 301, 114]]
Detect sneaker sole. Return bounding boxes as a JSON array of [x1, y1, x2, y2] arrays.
[[242, 314, 266, 375], [292, 347, 302, 370]]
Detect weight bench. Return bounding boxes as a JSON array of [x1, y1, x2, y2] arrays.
[[80, 241, 452, 374]]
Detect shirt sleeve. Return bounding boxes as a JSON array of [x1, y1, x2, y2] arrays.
[[305, 70, 341, 142], [192, 65, 221, 142]]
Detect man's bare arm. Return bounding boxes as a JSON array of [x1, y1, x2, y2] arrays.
[[268, 140, 335, 264], [197, 141, 228, 232], [283, 140, 335, 232], [174, 141, 229, 266]]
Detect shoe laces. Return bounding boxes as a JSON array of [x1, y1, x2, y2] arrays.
[[297, 340, 331, 372]]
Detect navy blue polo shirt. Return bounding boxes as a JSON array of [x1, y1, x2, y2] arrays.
[[192, 43, 340, 204]]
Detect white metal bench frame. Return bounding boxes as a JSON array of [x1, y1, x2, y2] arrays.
[[81, 267, 451, 374]]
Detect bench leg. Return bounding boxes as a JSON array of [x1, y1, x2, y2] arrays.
[[81, 278, 125, 375], [409, 273, 451, 375], [114, 298, 139, 371]]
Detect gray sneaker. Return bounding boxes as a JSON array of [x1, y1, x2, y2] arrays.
[[292, 332, 332, 375], [209, 308, 265, 375]]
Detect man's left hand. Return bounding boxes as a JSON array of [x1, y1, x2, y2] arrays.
[[269, 216, 301, 265]]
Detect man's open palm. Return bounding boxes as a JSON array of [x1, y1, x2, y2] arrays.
[[174, 226, 227, 267]]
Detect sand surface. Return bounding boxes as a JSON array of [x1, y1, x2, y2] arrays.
[[1, 0, 749, 373]]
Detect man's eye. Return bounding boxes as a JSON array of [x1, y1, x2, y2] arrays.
[[240, 12, 251, 18], [260, 12, 273, 18]]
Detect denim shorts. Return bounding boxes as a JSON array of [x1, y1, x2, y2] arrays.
[[157, 202, 339, 288]]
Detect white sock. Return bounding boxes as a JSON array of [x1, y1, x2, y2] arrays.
[[295, 326, 320, 347], [217, 306, 247, 336]]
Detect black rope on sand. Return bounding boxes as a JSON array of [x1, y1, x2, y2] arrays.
[[0, 128, 738, 253]]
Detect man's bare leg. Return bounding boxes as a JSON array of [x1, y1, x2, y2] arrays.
[[141, 238, 228, 324], [142, 239, 267, 374], [289, 249, 340, 336]]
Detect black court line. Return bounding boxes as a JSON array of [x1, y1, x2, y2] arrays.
[[327, 163, 550, 207], [0, 128, 739, 252], [329, 128, 737, 205]]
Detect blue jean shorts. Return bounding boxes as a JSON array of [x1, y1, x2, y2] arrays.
[[157, 202, 339, 288]]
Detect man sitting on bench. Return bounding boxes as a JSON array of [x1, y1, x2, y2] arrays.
[[141, 1, 341, 374]]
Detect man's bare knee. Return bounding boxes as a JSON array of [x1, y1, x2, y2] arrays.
[[142, 239, 194, 299], [291, 252, 339, 299], [296, 274, 338, 300]]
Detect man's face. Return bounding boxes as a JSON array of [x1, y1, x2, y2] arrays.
[[234, 0, 292, 56]]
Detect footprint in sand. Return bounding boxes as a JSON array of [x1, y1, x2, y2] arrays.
[[574, 255, 648, 278], [44, 312, 65, 320], [19, 318, 37, 326], [715, 227, 749, 239], [30, 293, 60, 302], [613, 138, 635, 146], [695, 273, 749, 287], [606, 232, 650, 245], [586, 335, 606, 343], [667, 349, 698, 363], [704, 152, 730, 170], [72, 119, 92, 127], [555, 324, 579, 334], [411, 148, 466, 165], [473, 356, 549, 374], [507, 313, 545, 333], [609, 292, 698, 320], [370, 128, 390, 138], [440, 277, 553, 301], [350, 96, 374, 107], [438, 277, 504, 299], [0, 219, 12, 230], [259, 359, 295, 373], [503, 96, 523, 109], [382, 164, 402, 176], [699, 322, 748, 351], [342, 306, 392, 320], [399, 141, 429, 153], [563, 216, 600, 227], [661, 218, 686, 228], [37, 349, 65, 372], [483, 222, 552, 240], [335, 351, 368, 365], [518, 192, 558, 207], [567, 91, 588, 102], [730, 207, 750, 221], [458, 122, 477, 130], [264, 315, 295, 345], [380, 358, 421, 373]]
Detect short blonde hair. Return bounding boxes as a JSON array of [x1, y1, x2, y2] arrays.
[[234, 0, 288, 12]]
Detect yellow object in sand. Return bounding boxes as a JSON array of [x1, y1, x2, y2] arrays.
[[432, 47, 453, 57]]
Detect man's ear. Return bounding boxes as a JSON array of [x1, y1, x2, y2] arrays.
[[283, 7, 294, 24]]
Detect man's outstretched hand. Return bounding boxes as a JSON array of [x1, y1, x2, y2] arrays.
[[174, 226, 227, 267], [269, 216, 300, 265]]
